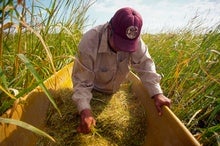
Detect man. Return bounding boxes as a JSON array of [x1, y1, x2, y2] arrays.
[[72, 7, 171, 134]]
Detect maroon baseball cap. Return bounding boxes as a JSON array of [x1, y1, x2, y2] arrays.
[[110, 7, 143, 52]]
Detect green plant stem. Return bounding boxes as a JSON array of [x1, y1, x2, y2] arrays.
[[0, 1, 5, 69], [14, 0, 26, 77]]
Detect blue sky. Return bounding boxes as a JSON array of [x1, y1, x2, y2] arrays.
[[86, 0, 220, 33]]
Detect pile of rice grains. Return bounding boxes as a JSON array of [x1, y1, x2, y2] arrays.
[[36, 83, 147, 146]]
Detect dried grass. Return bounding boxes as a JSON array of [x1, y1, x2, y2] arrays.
[[36, 83, 147, 146]]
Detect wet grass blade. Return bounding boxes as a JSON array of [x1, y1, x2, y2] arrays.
[[0, 117, 55, 142], [17, 54, 61, 116]]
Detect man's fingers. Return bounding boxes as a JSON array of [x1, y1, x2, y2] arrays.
[[153, 94, 172, 116], [167, 99, 171, 107], [77, 117, 96, 134], [77, 109, 96, 134], [93, 119, 96, 126], [156, 103, 162, 116], [85, 117, 95, 129]]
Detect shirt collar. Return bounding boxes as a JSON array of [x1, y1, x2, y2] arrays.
[[98, 23, 114, 54]]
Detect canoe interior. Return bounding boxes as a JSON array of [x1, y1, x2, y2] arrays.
[[0, 62, 200, 146]]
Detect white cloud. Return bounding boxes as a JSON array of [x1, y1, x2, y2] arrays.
[[86, 0, 220, 33]]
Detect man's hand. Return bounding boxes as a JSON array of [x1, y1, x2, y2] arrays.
[[152, 94, 171, 116], [77, 109, 96, 134]]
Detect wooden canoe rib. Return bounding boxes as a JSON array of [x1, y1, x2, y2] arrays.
[[0, 62, 200, 146]]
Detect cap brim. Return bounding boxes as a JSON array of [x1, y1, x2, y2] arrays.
[[113, 34, 138, 52]]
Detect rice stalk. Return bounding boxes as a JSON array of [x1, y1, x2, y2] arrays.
[[17, 54, 61, 116], [17, 19, 56, 74], [36, 83, 147, 146], [0, 0, 8, 69], [187, 109, 202, 126], [0, 21, 3, 69], [13, 0, 26, 77], [142, 20, 220, 145], [0, 85, 16, 100]]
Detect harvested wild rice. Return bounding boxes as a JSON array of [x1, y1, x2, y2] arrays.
[[36, 83, 147, 146]]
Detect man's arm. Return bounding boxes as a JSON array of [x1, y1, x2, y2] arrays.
[[131, 39, 171, 115], [72, 29, 99, 133], [72, 52, 94, 113]]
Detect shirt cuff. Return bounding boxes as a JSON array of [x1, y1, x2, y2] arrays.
[[144, 83, 163, 98], [72, 95, 91, 113]]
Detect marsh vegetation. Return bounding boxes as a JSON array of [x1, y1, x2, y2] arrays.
[[0, 0, 219, 145]]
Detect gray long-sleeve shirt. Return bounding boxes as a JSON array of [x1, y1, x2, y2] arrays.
[[72, 23, 163, 113]]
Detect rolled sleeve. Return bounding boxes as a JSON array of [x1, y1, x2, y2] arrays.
[[72, 87, 93, 113]]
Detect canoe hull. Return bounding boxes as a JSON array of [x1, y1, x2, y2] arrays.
[[0, 63, 200, 146]]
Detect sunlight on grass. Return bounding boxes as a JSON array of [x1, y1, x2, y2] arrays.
[[0, 0, 219, 145], [18, 54, 61, 116], [0, 0, 93, 141], [142, 22, 220, 145]]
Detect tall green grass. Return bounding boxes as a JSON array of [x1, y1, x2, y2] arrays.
[[0, 0, 93, 114], [0, 0, 93, 141], [0, 0, 219, 145], [142, 23, 220, 145]]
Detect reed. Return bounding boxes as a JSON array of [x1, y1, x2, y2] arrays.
[[0, 0, 93, 140], [0, 0, 92, 114], [0, 0, 219, 145], [142, 21, 220, 145]]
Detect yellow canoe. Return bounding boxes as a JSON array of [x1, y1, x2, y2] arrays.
[[0, 62, 200, 146]]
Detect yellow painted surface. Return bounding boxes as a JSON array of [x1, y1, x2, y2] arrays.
[[0, 62, 200, 146]]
